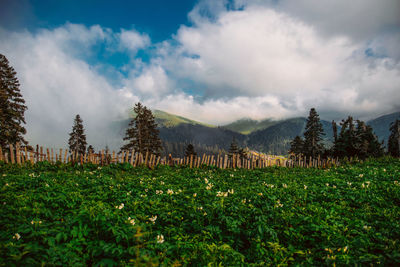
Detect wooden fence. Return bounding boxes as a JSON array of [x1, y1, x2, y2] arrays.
[[0, 143, 339, 169]]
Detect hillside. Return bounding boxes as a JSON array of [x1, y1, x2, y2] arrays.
[[153, 110, 214, 128], [222, 118, 279, 134], [118, 110, 399, 155], [367, 112, 400, 145]]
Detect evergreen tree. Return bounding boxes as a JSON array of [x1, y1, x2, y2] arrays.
[[87, 145, 95, 154], [355, 120, 384, 158], [334, 117, 383, 159], [184, 143, 196, 157], [121, 102, 162, 156], [0, 54, 28, 149], [388, 119, 400, 157], [68, 114, 87, 157], [303, 108, 325, 158], [289, 135, 304, 156], [228, 137, 240, 159]]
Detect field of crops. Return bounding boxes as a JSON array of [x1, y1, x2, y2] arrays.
[[1, 158, 400, 266]]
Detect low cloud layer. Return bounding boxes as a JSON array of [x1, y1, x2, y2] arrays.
[[0, 0, 399, 149]]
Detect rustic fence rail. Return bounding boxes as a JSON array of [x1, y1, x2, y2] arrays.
[[0, 143, 340, 169]]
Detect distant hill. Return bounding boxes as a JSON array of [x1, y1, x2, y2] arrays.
[[367, 111, 400, 145], [117, 109, 399, 155], [246, 118, 336, 155], [153, 110, 214, 128], [222, 118, 279, 134]]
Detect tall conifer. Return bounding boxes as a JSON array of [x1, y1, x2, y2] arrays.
[[0, 54, 28, 148], [388, 119, 400, 157], [303, 108, 325, 158], [121, 102, 162, 156], [68, 114, 87, 156]]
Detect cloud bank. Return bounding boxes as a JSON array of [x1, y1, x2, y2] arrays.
[[0, 0, 399, 149]]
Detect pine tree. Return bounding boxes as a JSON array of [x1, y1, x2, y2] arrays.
[[121, 102, 162, 156], [228, 137, 240, 159], [87, 145, 94, 154], [355, 120, 384, 158], [388, 119, 400, 157], [68, 114, 87, 157], [185, 143, 196, 157], [0, 54, 28, 149], [289, 135, 304, 156], [303, 108, 325, 158]]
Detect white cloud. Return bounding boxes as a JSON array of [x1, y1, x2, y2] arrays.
[[0, 24, 141, 149], [156, 3, 400, 121], [119, 29, 150, 53]]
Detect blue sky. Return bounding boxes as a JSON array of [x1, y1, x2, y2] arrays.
[[0, 0, 399, 148]]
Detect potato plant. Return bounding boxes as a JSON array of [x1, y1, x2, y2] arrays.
[[1, 158, 400, 266]]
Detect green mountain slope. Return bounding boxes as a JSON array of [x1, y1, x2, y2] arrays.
[[367, 111, 400, 145], [222, 118, 279, 134], [153, 110, 214, 128]]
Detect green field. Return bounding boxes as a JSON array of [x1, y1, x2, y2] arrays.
[[1, 159, 400, 266]]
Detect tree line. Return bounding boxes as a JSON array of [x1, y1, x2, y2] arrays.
[[1, 53, 400, 160], [289, 108, 400, 159]]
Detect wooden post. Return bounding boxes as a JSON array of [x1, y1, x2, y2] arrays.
[[30, 151, 34, 164], [24, 147, 28, 163], [51, 148, 54, 163], [210, 155, 214, 166], [64, 149, 68, 163], [46, 148, 49, 162], [9, 144, 15, 164], [15, 143, 21, 165], [111, 151, 115, 163], [223, 154, 228, 169], [4, 153, 8, 163], [0, 146, 2, 161]]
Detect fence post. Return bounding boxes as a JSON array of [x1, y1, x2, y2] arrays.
[[15, 143, 21, 165], [9, 144, 15, 164]]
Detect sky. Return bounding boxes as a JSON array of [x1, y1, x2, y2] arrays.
[[1, 0, 400, 149]]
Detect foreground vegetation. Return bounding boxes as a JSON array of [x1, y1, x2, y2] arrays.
[[1, 158, 400, 266]]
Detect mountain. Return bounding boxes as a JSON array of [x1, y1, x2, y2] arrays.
[[153, 110, 214, 128], [222, 118, 279, 134], [246, 118, 336, 155], [367, 111, 400, 145], [117, 109, 399, 156]]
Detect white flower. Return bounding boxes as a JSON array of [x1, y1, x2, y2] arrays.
[[13, 233, 21, 240], [332, 185, 337, 188], [157, 234, 164, 244], [5, 183, 9, 186], [326, 183, 329, 187], [304, 185, 308, 190], [149, 215, 157, 224], [145, 188, 148, 192], [347, 182, 352, 186], [275, 200, 283, 208], [193, 193, 197, 197], [160, 181, 165, 185], [282, 184, 288, 188], [359, 174, 364, 178], [258, 193, 263, 196], [45, 183, 49, 187], [228, 189, 234, 194], [2, 174, 6, 177], [128, 217, 135, 225], [156, 190, 163, 195], [203, 212, 207, 216], [140, 194, 147, 198], [206, 183, 213, 190], [241, 199, 246, 204], [230, 174, 234, 177], [167, 189, 174, 195], [394, 181, 399, 186], [363, 225, 371, 231], [116, 203, 124, 209], [198, 206, 203, 210], [204, 178, 209, 184]]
